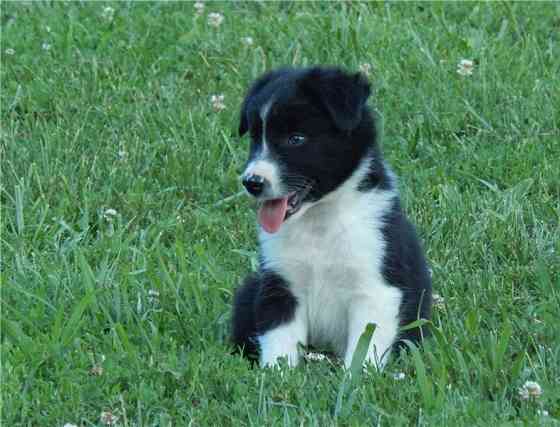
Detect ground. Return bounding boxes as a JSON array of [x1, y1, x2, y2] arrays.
[[1, 2, 559, 426]]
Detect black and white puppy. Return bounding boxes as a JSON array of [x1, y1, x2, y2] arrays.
[[231, 66, 432, 369]]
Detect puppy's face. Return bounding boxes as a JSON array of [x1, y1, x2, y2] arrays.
[[239, 67, 371, 234]]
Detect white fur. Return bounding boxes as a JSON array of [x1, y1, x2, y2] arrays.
[[257, 158, 402, 369], [242, 99, 283, 197], [259, 99, 274, 122], [258, 310, 307, 367], [243, 158, 282, 196]]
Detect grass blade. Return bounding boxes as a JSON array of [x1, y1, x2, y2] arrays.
[[349, 322, 376, 379]]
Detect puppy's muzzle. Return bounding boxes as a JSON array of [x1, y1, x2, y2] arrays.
[[242, 174, 268, 197]]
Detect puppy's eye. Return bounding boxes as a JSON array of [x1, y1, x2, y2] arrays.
[[287, 134, 306, 146]]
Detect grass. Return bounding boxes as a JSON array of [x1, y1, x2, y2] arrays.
[[1, 1, 559, 425]]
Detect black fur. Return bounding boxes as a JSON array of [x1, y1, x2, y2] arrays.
[[231, 271, 297, 359], [238, 66, 381, 203], [238, 68, 294, 137], [300, 67, 371, 131], [380, 198, 432, 348]]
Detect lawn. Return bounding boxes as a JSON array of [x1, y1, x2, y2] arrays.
[[1, 1, 559, 426]]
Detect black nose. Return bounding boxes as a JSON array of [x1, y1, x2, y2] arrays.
[[242, 174, 265, 197]]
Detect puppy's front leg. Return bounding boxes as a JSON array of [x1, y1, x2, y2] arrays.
[[255, 272, 306, 368], [258, 314, 306, 367], [343, 293, 401, 370]]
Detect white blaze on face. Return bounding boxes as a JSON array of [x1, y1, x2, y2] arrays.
[[243, 157, 280, 194], [242, 99, 283, 198]]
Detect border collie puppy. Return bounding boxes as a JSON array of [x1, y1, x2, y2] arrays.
[[231, 66, 431, 369]]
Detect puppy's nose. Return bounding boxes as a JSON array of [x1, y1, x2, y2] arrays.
[[242, 174, 266, 197]]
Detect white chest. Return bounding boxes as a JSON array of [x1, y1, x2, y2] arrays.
[[259, 189, 397, 352]]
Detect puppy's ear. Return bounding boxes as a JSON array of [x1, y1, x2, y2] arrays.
[[303, 67, 370, 132], [239, 68, 293, 137]]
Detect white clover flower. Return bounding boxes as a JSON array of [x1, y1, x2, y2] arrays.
[[532, 315, 543, 324], [117, 149, 127, 160], [100, 411, 119, 425], [433, 293, 445, 308], [103, 208, 118, 222], [207, 12, 224, 28], [63, 424, 78, 427], [148, 289, 160, 304], [42, 42, 51, 51], [210, 94, 226, 112], [5, 48, 15, 56], [304, 352, 326, 362], [359, 63, 373, 76], [241, 36, 254, 46], [194, 2, 205, 16], [102, 6, 115, 22], [392, 372, 406, 380], [89, 364, 104, 376], [45, 26, 51, 33], [537, 409, 550, 417], [518, 380, 543, 400], [457, 59, 474, 76]]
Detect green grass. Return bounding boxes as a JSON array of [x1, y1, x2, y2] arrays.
[[2, 1, 559, 425]]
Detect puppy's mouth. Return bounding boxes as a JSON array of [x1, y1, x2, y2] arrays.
[[258, 187, 311, 234]]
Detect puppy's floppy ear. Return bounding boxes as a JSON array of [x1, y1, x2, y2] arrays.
[[302, 67, 371, 132], [239, 68, 293, 137]]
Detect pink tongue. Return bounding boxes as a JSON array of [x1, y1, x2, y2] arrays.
[[258, 197, 289, 234]]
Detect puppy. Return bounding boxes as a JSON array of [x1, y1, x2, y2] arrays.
[[231, 66, 432, 369]]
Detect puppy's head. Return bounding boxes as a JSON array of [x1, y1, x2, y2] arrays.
[[239, 66, 374, 234]]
